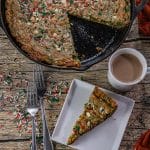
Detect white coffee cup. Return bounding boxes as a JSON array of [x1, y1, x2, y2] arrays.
[[108, 48, 150, 91]]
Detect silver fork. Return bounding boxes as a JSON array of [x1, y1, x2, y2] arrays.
[[33, 64, 54, 150], [26, 82, 39, 150]]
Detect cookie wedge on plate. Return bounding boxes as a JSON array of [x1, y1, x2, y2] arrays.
[[67, 86, 117, 144]]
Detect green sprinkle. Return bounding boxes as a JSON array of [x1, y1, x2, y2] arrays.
[[4, 76, 13, 85], [70, 0, 74, 5], [50, 97, 59, 103], [98, 11, 102, 16], [80, 76, 84, 81], [41, 11, 50, 16], [33, 34, 43, 40], [74, 125, 80, 131], [125, 6, 130, 13]]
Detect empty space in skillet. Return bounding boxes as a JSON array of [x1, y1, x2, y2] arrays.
[[69, 15, 127, 62]]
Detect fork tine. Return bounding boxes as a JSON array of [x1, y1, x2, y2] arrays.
[[37, 65, 42, 87], [39, 65, 45, 88], [27, 82, 30, 106], [30, 83, 33, 106], [32, 84, 35, 106], [33, 65, 36, 84], [36, 64, 41, 87], [35, 64, 45, 88], [34, 64, 39, 85], [33, 82, 39, 106], [27, 81, 39, 108], [41, 66, 45, 88], [33, 83, 38, 106], [27, 82, 32, 107], [30, 82, 34, 106], [33, 64, 40, 87], [33, 64, 46, 98]]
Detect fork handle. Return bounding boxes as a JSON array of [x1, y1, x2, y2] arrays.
[[40, 99, 54, 150], [32, 116, 37, 150]]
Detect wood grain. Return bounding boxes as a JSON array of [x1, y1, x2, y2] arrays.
[[0, 18, 149, 150]]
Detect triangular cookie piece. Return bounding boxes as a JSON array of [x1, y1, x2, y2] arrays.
[[67, 86, 117, 144]]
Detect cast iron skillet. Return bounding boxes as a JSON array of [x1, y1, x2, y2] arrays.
[[0, 0, 148, 71]]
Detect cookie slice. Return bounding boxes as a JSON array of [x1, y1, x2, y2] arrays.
[[67, 86, 117, 144]]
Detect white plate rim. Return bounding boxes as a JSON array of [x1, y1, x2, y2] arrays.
[[52, 79, 135, 150]]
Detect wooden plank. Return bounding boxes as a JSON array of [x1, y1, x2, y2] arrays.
[[0, 141, 31, 150], [0, 39, 149, 73]]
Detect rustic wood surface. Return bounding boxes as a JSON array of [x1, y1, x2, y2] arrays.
[[0, 19, 150, 150]]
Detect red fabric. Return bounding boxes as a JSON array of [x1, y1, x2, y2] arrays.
[[134, 130, 150, 150], [136, 0, 150, 36]]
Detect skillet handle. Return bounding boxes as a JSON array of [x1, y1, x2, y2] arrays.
[[0, 16, 2, 28], [133, 0, 148, 18], [0, 2, 2, 28]]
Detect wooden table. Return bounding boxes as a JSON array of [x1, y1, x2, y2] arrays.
[[0, 20, 149, 150]]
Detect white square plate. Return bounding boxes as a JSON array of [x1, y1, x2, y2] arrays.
[[52, 79, 134, 150]]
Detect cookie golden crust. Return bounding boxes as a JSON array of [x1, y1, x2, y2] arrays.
[[67, 86, 117, 145]]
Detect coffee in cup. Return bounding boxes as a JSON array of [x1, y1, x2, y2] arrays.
[[108, 48, 150, 91], [112, 53, 143, 83]]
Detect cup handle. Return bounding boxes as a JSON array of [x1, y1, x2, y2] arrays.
[[147, 67, 150, 75]]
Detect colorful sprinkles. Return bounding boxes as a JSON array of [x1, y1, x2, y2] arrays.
[[0, 71, 70, 136]]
